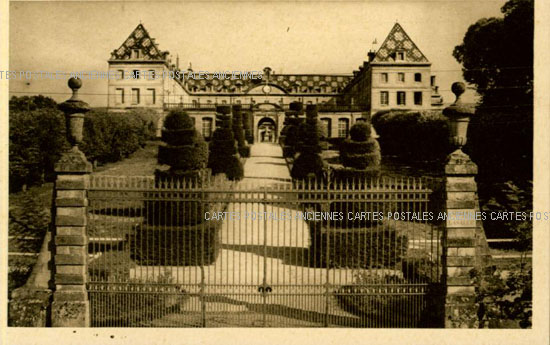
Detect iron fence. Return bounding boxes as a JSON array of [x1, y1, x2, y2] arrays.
[[87, 174, 443, 327]]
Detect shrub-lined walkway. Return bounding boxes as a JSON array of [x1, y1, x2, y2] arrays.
[[130, 143, 361, 326]]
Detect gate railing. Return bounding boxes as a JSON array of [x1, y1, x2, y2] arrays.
[[85, 174, 443, 327]]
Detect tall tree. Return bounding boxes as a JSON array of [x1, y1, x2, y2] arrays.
[[453, 0, 533, 184]]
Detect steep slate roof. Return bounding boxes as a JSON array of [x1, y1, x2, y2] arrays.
[[182, 72, 352, 95], [372, 23, 429, 63], [110, 24, 169, 61]]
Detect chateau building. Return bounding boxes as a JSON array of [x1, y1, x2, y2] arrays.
[[107, 23, 443, 142]]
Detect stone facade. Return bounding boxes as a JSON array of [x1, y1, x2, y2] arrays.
[[107, 23, 443, 141]]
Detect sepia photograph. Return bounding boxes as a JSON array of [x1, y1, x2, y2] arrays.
[[1, 0, 548, 343]]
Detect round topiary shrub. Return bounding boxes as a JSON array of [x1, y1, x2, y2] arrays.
[[162, 109, 195, 130], [349, 121, 372, 142]]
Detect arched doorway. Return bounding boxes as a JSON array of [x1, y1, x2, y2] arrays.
[[257, 117, 277, 143]]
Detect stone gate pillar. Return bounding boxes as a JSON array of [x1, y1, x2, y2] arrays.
[[442, 82, 479, 328], [51, 77, 92, 327]]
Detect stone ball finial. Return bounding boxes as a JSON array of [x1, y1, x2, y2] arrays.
[[451, 82, 465, 102], [68, 77, 82, 90]]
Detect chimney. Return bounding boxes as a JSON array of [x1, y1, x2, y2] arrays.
[[368, 50, 376, 62], [176, 55, 180, 70]]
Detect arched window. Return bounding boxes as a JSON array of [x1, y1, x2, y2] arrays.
[[202, 118, 213, 139], [338, 118, 349, 138]]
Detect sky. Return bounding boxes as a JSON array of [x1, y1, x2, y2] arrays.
[[8, 0, 508, 106]]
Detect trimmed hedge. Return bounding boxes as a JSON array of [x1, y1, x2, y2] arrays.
[[232, 104, 250, 157], [349, 122, 372, 141], [131, 219, 222, 266], [161, 129, 197, 146], [340, 138, 379, 154], [148, 169, 211, 226], [290, 151, 325, 179], [291, 104, 325, 179], [208, 106, 244, 180], [308, 223, 408, 268], [371, 110, 450, 162], [157, 142, 208, 171], [340, 152, 381, 170], [238, 145, 251, 158], [339, 121, 381, 171]]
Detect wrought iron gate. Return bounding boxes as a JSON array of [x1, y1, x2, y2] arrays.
[[87, 175, 443, 327]]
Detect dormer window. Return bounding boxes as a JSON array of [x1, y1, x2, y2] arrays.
[[396, 50, 405, 61]]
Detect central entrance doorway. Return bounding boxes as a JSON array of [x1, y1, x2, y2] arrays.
[[257, 117, 277, 143]]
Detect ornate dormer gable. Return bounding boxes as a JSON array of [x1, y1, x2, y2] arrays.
[[372, 23, 429, 63], [110, 24, 169, 61]]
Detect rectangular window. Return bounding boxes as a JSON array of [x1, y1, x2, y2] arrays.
[[380, 73, 388, 83], [380, 91, 389, 105], [397, 91, 406, 105], [396, 51, 405, 61], [415, 73, 422, 82], [147, 70, 156, 80], [131, 88, 140, 105], [321, 118, 332, 137], [338, 118, 349, 138], [133, 70, 140, 79], [414, 92, 423, 105], [115, 88, 124, 104], [146, 88, 155, 105], [202, 118, 213, 139], [132, 49, 140, 59], [431, 76, 436, 87], [117, 70, 124, 80], [398, 73, 405, 82]]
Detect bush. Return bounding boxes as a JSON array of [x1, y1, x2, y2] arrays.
[[80, 110, 152, 165], [9, 108, 68, 191], [309, 224, 407, 268], [163, 108, 195, 130], [289, 101, 303, 113], [238, 145, 251, 158], [371, 110, 450, 162], [473, 266, 532, 328], [340, 123, 381, 171], [290, 152, 325, 180], [349, 122, 372, 141], [157, 141, 208, 170], [340, 151, 381, 170], [208, 106, 244, 181], [231, 105, 249, 155], [335, 270, 440, 327], [8, 190, 50, 295]]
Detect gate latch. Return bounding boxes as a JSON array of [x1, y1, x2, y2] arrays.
[[258, 285, 272, 293]]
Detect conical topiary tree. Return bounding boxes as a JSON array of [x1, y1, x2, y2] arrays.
[[242, 109, 253, 144], [151, 108, 210, 226], [208, 105, 244, 181], [311, 119, 404, 269], [232, 104, 250, 158], [133, 108, 222, 267], [290, 104, 325, 179], [281, 102, 304, 158]]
